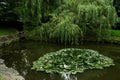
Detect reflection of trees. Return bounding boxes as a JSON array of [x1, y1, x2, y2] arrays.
[[60, 70, 108, 80], [61, 74, 77, 80], [77, 70, 107, 80], [0, 41, 64, 80], [60, 68, 115, 80], [19, 49, 31, 76], [1, 41, 120, 80], [0, 49, 2, 57], [1, 42, 31, 77]]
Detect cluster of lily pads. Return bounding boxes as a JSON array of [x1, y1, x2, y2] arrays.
[[32, 48, 114, 74]]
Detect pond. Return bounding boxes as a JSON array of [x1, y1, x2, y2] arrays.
[[0, 41, 120, 80]]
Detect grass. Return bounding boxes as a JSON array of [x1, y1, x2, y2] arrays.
[[0, 27, 120, 44], [111, 30, 120, 36], [110, 30, 120, 42], [0, 28, 16, 38], [104, 30, 120, 43], [110, 30, 120, 37], [0, 28, 17, 47]]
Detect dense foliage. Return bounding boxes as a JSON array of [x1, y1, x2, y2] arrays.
[[114, 0, 120, 17], [21, 0, 118, 44], [0, 0, 119, 44], [32, 48, 114, 74], [113, 0, 120, 29], [0, 0, 20, 21], [14, 0, 42, 26]]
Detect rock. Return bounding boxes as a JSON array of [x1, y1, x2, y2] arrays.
[[0, 59, 25, 80], [0, 59, 4, 64], [2, 75, 24, 80], [0, 33, 19, 48]]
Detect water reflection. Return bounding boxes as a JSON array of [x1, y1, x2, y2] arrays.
[[0, 41, 120, 80], [50, 72, 55, 80], [61, 74, 77, 80]]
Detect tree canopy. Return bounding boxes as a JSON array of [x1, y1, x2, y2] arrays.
[[0, 0, 20, 21], [20, 0, 118, 44], [0, 0, 119, 44]]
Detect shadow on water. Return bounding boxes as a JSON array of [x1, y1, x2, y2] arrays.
[[0, 41, 120, 80]]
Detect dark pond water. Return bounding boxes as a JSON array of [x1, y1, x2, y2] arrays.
[[0, 41, 120, 80]]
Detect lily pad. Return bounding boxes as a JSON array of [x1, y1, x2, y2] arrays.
[[32, 48, 114, 74]]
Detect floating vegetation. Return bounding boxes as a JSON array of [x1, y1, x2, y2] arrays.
[[32, 48, 114, 74]]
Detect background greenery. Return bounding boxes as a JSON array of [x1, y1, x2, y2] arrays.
[[0, 28, 16, 37], [0, 0, 120, 45]]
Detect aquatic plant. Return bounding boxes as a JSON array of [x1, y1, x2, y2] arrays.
[[32, 48, 114, 74]]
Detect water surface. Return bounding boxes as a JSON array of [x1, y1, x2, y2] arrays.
[[0, 41, 120, 80]]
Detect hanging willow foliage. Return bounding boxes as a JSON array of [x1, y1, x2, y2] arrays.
[[62, 0, 118, 40], [15, 0, 42, 26], [51, 21, 82, 45], [49, 10, 83, 45], [18, 0, 118, 44]]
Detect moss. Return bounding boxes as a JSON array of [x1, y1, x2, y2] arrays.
[[0, 38, 19, 48], [0, 36, 19, 48], [0, 28, 19, 47], [32, 48, 114, 74], [0, 75, 3, 80], [5, 37, 19, 45]]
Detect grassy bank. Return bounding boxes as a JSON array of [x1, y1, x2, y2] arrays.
[[0, 28, 120, 45], [0, 28, 16, 38], [110, 30, 120, 37], [108, 30, 120, 43], [0, 28, 18, 47], [103, 30, 120, 44]]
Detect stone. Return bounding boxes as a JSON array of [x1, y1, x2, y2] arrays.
[[0, 59, 25, 80], [0, 59, 4, 64]]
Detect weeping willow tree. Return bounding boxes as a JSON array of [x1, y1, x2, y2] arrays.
[[61, 0, 118, 41], [114, 0, 120, 17], [15, 0, 42, 26], [17, 0, 118, 45]]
